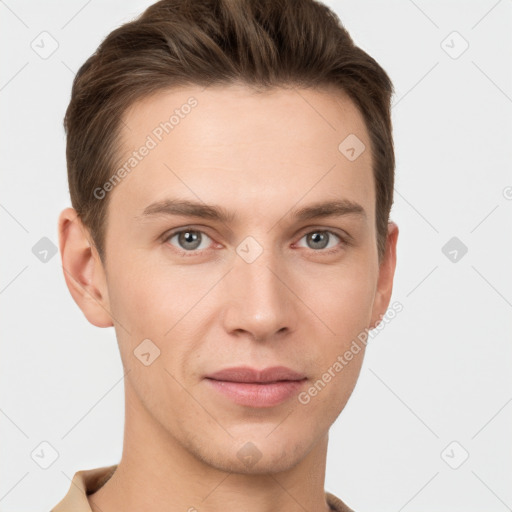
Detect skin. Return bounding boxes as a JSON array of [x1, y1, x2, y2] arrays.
[[58, 83, 398, 512]]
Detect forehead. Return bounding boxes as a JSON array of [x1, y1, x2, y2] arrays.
[[109, 83, 374, 225]]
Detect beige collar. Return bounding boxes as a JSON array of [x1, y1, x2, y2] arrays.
[[51, 464, 354, 512]]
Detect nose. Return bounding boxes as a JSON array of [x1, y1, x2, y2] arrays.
[[220, 239, 298, 343]]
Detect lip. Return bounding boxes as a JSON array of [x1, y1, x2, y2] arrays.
[[204, 366, 307, 408], [205, 365, 306, 383]]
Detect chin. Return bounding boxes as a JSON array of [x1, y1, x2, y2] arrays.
[[192, 432, 314, 475]]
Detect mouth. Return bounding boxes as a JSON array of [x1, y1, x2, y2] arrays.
[[205, 365, 306, 383], [204, 366, 307, 407]]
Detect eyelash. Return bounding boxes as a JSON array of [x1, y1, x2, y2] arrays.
[[162, 226, 351, 257]]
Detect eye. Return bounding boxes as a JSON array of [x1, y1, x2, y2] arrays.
[[162, 227, 349, 257], [295, 230, 345, 254], [164, 228, 214, 254]]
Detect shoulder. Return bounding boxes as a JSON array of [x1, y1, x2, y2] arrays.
[[325, 490, 356, 512]]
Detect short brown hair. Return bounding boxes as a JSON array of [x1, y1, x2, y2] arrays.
[[64, 0, 395, 262]]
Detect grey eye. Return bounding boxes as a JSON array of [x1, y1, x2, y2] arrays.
[[168, 230, 212, 251], [298, 231, 340, 251]]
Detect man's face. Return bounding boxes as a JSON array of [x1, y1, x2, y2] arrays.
[[97, 84, 395, 473]]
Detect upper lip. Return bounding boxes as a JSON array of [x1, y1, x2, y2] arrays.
[[205, 366, 306, 383]]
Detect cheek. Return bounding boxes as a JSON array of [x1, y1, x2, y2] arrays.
[[301, 261, 377, 341], [299, 261, 376, 408], [106, 255, 214, 364], [109, 271, 154, 326], [295, 342, 365, 437], [105, 252, 173, 346]]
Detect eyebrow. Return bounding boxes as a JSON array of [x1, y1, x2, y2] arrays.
[[139, 198, 366, 224]]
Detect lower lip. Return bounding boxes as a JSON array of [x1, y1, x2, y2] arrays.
[[205, 378, 307, 408]]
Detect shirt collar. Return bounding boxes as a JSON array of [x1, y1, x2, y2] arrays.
[[51, 464, 117, 512], [51, 464, 354, 512]]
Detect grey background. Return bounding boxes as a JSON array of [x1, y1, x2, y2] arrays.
[[1, 0, 511, 510]]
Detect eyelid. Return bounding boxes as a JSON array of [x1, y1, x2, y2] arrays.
[[160, 225, 214, 243], [296, 225, 352, 242]]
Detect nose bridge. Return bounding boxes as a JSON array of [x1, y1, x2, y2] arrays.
[[222, 234, 295, 340]]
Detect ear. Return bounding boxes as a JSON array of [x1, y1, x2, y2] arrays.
[[58, 207, 113, 328], [369, 221, 399, 328]]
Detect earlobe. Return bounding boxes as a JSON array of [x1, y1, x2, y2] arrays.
[[58, 207, 113, 328], [369, 222, 399, 329]]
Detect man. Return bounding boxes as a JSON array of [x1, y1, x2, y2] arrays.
[[53, 0, 398, 510]]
